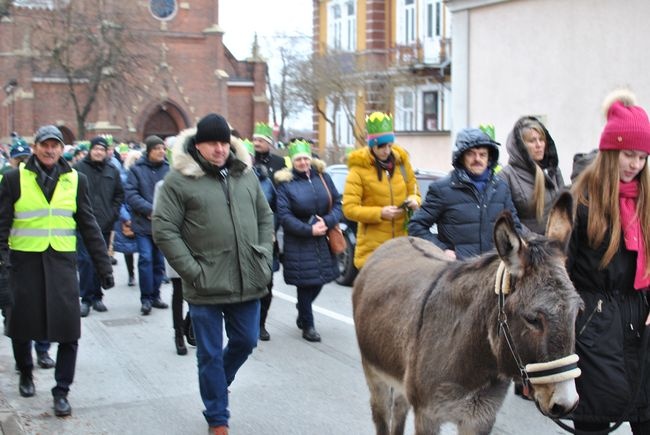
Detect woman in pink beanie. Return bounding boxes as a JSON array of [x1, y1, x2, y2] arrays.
[[568, 89, 650, 434]]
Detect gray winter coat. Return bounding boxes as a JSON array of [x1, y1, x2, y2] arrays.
[[499, 116, 565, 234]]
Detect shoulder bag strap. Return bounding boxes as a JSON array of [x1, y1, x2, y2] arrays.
[[318, 173, 333, 212]]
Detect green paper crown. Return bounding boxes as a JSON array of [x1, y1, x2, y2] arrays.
[[366, 112, 394, 135], [101, 134, 114, 146], [117, 143, 130, 153], [288, 139, 311, 159], [479, 123, 495, 140], [254, 122, 273, 139], [242, 138, 254, 154], [76, 141, 90, 151]]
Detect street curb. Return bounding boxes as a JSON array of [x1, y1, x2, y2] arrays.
[[0, 409, 24, 435]]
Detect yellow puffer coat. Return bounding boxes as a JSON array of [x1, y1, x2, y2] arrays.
[[343, 145, 421, 269]]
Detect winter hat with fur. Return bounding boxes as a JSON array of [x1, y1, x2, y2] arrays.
[[599, 89, 650, 154]]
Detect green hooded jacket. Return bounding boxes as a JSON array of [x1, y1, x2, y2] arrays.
[[152, 129, 274, 304]]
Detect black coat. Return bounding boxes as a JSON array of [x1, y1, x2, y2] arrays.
[[74, 156, 124, 233], [0, 157, 112, 342], [568, 203, 650, 424], [125, 157, 169, 235], [254, 151, 287, 187]]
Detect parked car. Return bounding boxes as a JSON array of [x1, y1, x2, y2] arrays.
[[325, 164, 445, 286]]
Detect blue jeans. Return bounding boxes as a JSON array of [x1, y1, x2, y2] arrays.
[[77, 231, 110, 303], [136, 234, 165, 303], [189, 300, 260, 427]]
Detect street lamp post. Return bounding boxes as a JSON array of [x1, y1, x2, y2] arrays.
[[3, 79, 18, 136]]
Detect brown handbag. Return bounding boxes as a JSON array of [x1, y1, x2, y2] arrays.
[[318, 173, 347, 255], [121, 220, 135, 239]]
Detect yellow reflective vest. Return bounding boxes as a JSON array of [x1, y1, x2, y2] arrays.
[[9, 166, 78, 252]]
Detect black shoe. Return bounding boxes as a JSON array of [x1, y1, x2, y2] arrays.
[[19, 372, 34, 397], [92, 300, 107, 312], [184, 316, 196, 347], [53, 396, 71, 417], [80, 302, 90, 318], [296, 317, 303, 330], [151, 298, 168, 309], [127, 275, 136, 287], [302, 327, 321, 342], [141, 300, 152, 315], [175, 330, 187, 356], [110, 257, 117, 265], [259, 326, 270, 341], [36, 351, 55, 369]]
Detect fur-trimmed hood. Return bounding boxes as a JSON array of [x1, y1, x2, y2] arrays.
[[171, 127, 252, 178], [274, 158, 327, 184], [347, 144, 410, 170]]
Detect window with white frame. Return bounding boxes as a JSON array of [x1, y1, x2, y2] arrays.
[[400, 0, 416, 45], [328, 1, 356, 52], [395, 89, 415, 131], [330, 96, 354, 146], [423, 91, 439, 131], [345, 1, 356, 51]]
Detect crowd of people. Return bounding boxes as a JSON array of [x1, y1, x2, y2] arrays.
[[1, 87, 650, 434]]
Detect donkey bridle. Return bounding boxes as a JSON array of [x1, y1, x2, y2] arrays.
[[494, 261, 581, 392]]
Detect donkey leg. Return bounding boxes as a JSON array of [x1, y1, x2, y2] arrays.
[[390, 392, 410, 435], [413, 405, 442, 435], [363, 364, 392, 435]]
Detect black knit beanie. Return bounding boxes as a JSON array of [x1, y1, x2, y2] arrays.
[[144, 135, 165, 155], [195, 113, 231, 144]]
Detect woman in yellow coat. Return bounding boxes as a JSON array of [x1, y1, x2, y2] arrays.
[[343, 112, 421, 269]]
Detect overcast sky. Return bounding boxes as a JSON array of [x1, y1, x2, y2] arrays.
[[219, 1, 313, 129]]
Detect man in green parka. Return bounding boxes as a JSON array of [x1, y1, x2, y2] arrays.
[[152, 113, 273, 435]]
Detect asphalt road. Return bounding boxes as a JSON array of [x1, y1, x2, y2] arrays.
[[0, 261, 632, 434]]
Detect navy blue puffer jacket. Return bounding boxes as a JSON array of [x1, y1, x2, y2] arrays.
[[276, 161, 342, 287], [408, 128, 522, 259], [125, 157, 169, 235]]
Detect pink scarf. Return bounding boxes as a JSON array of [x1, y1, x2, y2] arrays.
[[619, 180, 650, 289]]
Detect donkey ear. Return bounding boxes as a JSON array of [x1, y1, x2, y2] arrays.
[[545, 191, 574, 254], [493, 211, 525, 277]]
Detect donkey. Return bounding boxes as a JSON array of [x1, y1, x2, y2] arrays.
[[352, 192, 581, 435]]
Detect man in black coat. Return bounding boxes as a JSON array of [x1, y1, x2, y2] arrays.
[[0, 125, 114, 417], [252, 123, 287, 341], [74, 136, 124, 316], [408, 127, 522, 260]]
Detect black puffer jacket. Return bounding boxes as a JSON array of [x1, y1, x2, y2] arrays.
[[499, 117, 564, 234], [74, 156, 124, 233], [408, 128, 521, 260], [568, 203, 650, 424]]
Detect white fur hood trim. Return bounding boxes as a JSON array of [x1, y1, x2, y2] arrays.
[[171, 127, 252, 178]]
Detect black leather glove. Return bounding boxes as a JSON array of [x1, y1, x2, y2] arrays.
[[101, 273, 115, 290]]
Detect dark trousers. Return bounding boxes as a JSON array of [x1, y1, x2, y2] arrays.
[[78, 231, 110, 303], [260, 278, 273, 327], [296, 285, 322, 329], [171, 278, 184, 331], [124, 253, 134, 278], [13, 339, 78, 397]]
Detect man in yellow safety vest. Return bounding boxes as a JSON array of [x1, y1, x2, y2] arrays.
[[0, 125, 114, 418]]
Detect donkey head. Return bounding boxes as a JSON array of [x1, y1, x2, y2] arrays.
[[493, 192, 582, 418]]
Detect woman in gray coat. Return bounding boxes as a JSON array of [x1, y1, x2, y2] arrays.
[[499, 116, 565, 235]]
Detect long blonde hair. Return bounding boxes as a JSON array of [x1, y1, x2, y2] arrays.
[[519, 121, 547, 223], [571, 150, 650, 274]]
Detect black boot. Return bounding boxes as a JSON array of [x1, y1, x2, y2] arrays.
[[175, 328, 187, 355], [19, 371, 35, 397], [184, 314, 196, 346], [259, 325, 270, 341]]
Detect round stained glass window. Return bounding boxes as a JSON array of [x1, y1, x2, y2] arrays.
[[150, 0, 177, 21]]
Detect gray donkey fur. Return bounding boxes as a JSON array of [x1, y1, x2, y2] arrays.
[[353, 192, 581, 435]]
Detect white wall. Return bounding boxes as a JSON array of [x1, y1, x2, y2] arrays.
[[450, 0, 650, 179]]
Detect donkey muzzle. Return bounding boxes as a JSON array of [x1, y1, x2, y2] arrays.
[[526, 354, 581, 418]]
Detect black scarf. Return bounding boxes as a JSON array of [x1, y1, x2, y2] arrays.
[[374, 153, 395, 181], [188, 138, 231, 179]]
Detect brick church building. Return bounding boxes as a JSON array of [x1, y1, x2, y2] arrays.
[[0, 0, 268, 144]]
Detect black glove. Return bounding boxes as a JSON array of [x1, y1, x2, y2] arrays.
[[101, 273, 115, 290]]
